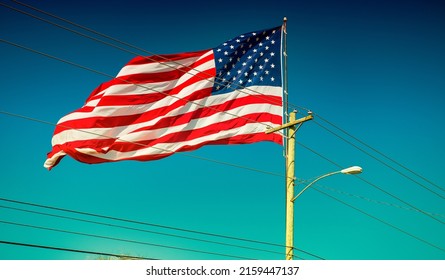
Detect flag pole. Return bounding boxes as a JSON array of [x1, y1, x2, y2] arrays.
[[267, 17, 314, 260], [282, 17, 289, 125]]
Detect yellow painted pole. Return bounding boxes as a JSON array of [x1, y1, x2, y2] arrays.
[[285, 111, 296, 260], [266, 112, 313, 260]]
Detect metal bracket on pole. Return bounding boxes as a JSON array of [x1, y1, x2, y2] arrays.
[[265, 114, 313, 135]]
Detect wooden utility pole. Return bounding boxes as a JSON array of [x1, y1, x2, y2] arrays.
[[266, 112, 313, 260]]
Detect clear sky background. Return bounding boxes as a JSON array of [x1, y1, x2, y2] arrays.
[[0, 0, 444, 260]]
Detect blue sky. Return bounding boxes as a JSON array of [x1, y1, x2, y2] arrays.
[[0, 0, 444, 260]]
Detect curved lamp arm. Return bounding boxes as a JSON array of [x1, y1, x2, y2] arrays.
[[291, 166, 362, 202]]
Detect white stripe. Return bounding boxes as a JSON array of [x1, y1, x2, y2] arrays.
[[116, 50, 213, 77], [43, 150, 66, 169], [77, 122, 280, 161], [51, 86, 282, 145], [84, 99, 100, 107]]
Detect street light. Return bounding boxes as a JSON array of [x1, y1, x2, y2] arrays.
[[267, 110, 363, 260], [291, 166, 362, 202], [285, 166, 362, 260]]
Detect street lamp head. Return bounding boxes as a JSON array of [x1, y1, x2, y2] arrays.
[[341, 166, 363, 175]]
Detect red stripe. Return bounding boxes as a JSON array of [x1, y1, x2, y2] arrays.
[[116, 57, 213, 84], [124, 50, 210, 66]]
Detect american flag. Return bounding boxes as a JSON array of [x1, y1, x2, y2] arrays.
[[44, 26, 283, 170]]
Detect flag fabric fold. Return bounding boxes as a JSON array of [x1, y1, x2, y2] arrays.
[[44, 26, 283, 170]]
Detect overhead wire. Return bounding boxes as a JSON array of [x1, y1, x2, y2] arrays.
[[1, 104, 441, 258], [0, 2, 321, 259], [1, 106, 443, 257], [0, 197, 325, 260], [12, 1, 424, 198], [297, 141, 445, 226], [287, 103, 445, 198], [9, 106, 439, 257], [0, 219, 255, 260], [6, 0, 441, 198], [0, 204, 285, 257], [312, 187, 445, 254], [285, 102, 443, 201], [313, 119, 445, 200], [318, 184, 445, 219], [296, 177, 445, 219], [313, 112, 444, 193], [2, 0, 442, 258], [0, 240, 156, 260]]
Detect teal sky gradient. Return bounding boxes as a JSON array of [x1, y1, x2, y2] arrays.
[[0, 0, 444, 260]]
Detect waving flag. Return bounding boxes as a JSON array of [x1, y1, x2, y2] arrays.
[[44, 26, 283, 170]]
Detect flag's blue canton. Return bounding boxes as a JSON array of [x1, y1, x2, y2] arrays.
[[211, 26, 282, 95]]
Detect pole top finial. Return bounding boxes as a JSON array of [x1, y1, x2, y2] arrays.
[[283, 17, 287, 22]]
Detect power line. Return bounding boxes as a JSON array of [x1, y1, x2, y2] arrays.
[[2, 107, 442, 256], [0, 240, 156, 260], [357, 176, 445, 226], [0, 219, 255, 260], [3, 1, 440, 258], [296, 177, 445, 218], [294, 176, 445, 256], [10, 0, 440, 214], [7, 0, 441, 201], [296, 141, 445, 226], [286, 105, 443, 197], [312, 187, 445, 254], [0, 197, 325, 260], [2, 107, 442, 257], [0, 110, 320, 261], [1, 107, 441, 257], [0, 204, 284, 257], [313, 119, 445, 200], [0, 110, 327, 259], [5, 189, 434, 259], [313, 112, 444, 193], [318, 184, 445, 219]]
